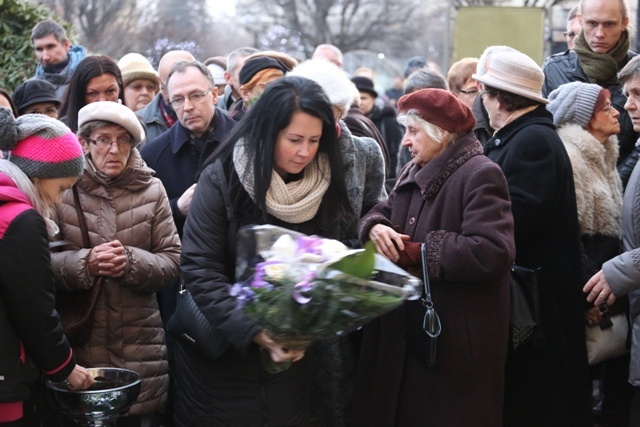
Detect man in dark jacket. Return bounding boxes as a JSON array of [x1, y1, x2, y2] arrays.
[[30, 19, 86, 102], [136, 50, 196, 148], [140, 60, 236, 332], [542, 0, 638, 186]]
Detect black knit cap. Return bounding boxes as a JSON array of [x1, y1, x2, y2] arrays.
[[351, 76, 378, 98], [239, 57, 288, 86], [12, 79, 60, 114]]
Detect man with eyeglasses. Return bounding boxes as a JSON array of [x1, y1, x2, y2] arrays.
[[141, 60, 236, 233], [447, 57, 479, 110], [140, 59, 236, 346], [136, 50, 196, 147], [542, 0, 638, 187]]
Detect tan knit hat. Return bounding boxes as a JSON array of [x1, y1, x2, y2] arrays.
[[472, 50, 547, 105], [117, 53, 158, 87]]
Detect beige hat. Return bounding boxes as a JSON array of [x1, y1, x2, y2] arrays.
[[472, 50, 547, 105], [78, 101, 145, 146], [117, 53, 158, 87]]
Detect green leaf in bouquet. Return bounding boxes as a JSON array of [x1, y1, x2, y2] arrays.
[[327, 240, 376, 279]]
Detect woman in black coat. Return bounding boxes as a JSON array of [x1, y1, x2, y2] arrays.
[[173, 76, 355, 426], [475, 49, 592, 427]]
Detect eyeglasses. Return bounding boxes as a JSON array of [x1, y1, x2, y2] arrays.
[[456, 88, 478, 95], [169, 89, 212, 108], [601, 103, 615, 114], [88, 136, 133, 149]]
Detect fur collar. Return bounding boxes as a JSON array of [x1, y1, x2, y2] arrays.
[[558, 124, 622, 237]]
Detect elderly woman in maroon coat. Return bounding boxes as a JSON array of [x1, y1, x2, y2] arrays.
[[351, 88, 515, 426]]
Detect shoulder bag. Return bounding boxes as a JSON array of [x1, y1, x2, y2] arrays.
[[54, 186, 104, 347], [167, 285, 231, 360], [509, 264, 543, 352], [167, 181, 235, 361], [405, 243, 442, 367]]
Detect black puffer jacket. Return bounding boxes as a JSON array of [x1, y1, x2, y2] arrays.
[[542, 50, 639, 186], [174, 158, 351, 426]]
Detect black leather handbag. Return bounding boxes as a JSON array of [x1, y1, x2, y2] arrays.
[[405, 243, 442, 367], [167, 287, 230, 361], [509, 265, 543, 352]]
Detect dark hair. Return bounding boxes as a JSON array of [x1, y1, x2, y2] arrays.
[[31, 19, 67, 44], [59, 55, 124, 132], [0, 88, 19, 118], [483, 85, 539, 112], [213, 76, 354, 235]]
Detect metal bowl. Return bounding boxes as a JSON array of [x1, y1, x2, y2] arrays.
[[46, 367, 141, 427]]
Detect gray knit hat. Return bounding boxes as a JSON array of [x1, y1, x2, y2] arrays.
[[547, 81, 603, 128], [0, 108, 84, 179]]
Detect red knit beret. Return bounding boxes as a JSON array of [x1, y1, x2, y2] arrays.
[[397, 88, 476, 134]]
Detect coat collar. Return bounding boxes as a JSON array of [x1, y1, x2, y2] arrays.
[[168, 107, 236, 155], [395, 132, 483, 199], [557, 124, 619, 173], [80, 149, 155, 195], [485, 105, 555, 154]]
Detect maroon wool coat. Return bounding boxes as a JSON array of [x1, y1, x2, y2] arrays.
[[352, 133, 515, 427]]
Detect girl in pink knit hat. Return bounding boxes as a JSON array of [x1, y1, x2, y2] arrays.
[[0, 109, 94, 425]]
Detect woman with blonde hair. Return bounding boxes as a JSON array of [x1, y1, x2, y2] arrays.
[[0, 110, 93, 425]]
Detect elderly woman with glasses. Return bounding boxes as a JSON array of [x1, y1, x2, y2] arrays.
[[50, 101, 181, 426], [547, 81, 633, 425], [351, 88, 515, 426]]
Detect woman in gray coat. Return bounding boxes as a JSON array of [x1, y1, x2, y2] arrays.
[[585, 54, 640, 425]]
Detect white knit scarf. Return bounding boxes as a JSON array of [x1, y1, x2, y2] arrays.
[[233, 142, 331, 223]]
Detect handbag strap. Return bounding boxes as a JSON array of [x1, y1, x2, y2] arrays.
[[72, 185, 90, 249], [71, 185, 106, 291], [420, 243, 433, 308], [420, 243, 441, 338]]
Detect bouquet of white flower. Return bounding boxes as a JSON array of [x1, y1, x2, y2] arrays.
[[230, 225, 421, 372]]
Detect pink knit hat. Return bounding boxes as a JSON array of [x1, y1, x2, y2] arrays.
[[0, 108, 84, 179]]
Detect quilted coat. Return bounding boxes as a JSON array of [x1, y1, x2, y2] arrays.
[[51, 149, 181, 415]]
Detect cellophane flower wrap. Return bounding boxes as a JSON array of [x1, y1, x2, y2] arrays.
[[230, 225, 422, 344]]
